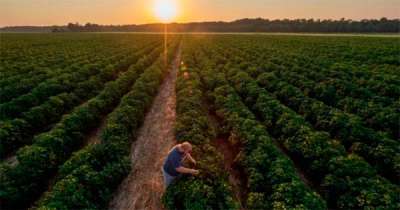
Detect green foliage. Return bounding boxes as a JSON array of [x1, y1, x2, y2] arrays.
[[0, 36, 161, 158], [0, 38, 171, 209], [2, 34, 399, 210], [37, 40, 179, 209], [175, 39, 327, 209], [184, 35, 399, 209], [163, 53, 237, 210], [164, 177, 237, 210]]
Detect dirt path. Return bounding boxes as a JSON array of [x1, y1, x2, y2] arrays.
[[213, 135, 247, 210], [108, 49, 180, 210], [207, 110, 247, 210]]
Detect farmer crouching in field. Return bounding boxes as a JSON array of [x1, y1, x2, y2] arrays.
[[162, 142, 199, 188]]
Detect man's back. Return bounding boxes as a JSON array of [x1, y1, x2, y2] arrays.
[[163, 147, 183, 177]]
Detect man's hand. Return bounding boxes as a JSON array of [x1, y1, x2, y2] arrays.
[[191, 169, 199, 175]]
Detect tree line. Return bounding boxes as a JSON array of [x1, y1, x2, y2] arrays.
[[1, 18, 399, 33]]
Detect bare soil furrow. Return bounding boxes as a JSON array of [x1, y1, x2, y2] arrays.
[[109, 49, 180, 210]]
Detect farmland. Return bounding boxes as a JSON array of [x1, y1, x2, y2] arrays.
[[0, 33, 399, 210]]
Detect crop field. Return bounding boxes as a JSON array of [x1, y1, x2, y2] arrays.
[[0, 33, 399, 210]]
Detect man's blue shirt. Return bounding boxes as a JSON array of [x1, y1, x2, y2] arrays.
[[163, 147, 184, 176]]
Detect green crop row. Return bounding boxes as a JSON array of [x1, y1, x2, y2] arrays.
[[0, 43, 160, 158], [170, 38, 327, 209], [203, 39, 400, 184], [255, 71, 399, 183], [231, 35, 400, 98], [163, 44, 238, 210], [259, 65, 399, 138], [0, 44, 146, 120], [35, 41, 179, 210], [183, 36, 399, 209], [0, 43, 163, 209], [1, 56, 102, 103], [204, 40, 399, 184], [1, 34, 147, 102], [1, 34, 148, 78], [209, 79, 326, 209], [222, 63, 399, 209], [209, 35, 399, 138]]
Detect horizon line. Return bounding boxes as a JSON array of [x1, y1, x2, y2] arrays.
[[1, 16, 399, 28]]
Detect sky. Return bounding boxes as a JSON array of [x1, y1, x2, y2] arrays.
[[1, 0, 399, 27]]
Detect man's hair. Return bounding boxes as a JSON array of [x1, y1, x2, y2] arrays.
[[180, 142, 192, 152]]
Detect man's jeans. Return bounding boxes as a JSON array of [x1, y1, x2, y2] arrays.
[[162, 167, 176, 189]]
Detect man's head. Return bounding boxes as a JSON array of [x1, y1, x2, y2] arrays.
[[180, 142, 192, 153]]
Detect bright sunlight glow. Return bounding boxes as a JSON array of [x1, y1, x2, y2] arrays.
[[154, 0, 178, 23]]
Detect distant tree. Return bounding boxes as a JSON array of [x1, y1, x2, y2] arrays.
[[67, 22, 81, 32], [3, 18, 399, 33]]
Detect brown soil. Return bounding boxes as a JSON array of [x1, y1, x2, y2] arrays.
[[108, 49, 180, 210], [83, 115, 107, 146], [213, 134, 248, 210], [207, 110, 248, 210]]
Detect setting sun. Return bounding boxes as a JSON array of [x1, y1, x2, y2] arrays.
[[154, 0, 178, 23]]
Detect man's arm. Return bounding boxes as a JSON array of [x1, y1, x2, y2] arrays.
[[176, 166, 199, 175], [185, 153, 196, 164]]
